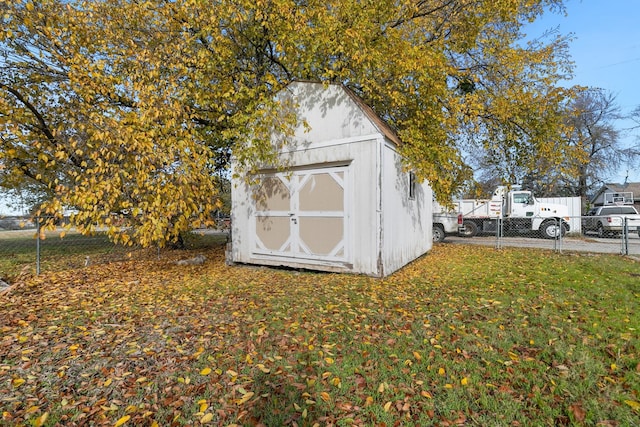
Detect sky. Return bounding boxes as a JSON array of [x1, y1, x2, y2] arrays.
[[526, 0, 640, 184]]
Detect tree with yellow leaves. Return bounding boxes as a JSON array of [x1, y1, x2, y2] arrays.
[[1, 0, 574, 246]]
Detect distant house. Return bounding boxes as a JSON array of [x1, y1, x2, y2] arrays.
[[230, 81, 433, 277], [589, 182, 640, 211]]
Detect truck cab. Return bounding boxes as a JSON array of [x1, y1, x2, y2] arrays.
[[504, 191, 535, 218], [495, 187, 570, 238]]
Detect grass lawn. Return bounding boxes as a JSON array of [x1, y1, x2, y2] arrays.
[[1, 244, 638, 426]]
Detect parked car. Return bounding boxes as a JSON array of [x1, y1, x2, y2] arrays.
[[582, 205, 640, 237]]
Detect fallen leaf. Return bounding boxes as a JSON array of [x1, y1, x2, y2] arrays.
[[624, 400, 640, 410], [33, 413, 49, 427], [569, 403, 586, 422], [237, 392, 254, 405], [114, 415, 130, 427]]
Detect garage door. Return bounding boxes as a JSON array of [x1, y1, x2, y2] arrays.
[[253, 166, 349, 263]]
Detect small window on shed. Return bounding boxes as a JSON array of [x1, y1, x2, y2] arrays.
[[408, 172, 416, 200]]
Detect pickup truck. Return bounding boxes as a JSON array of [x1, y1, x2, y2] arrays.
[[582, 205, 640, 237], [432, 202, 464, 242]]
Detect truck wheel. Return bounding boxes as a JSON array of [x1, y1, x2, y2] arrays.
[[597, 224, 606, 238], [433, 225, 445, 243], [541, 220, 562, 239], [460, 221, 478, 237]]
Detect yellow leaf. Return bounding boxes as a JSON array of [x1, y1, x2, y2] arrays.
[[33, 412, 49, 427], [377, 383, 385, 393], [12, 378, 25, 387], [438, 367, 445, 376], [365, 396, 374, 406], [383, 401, 392, 412], [200, 367, 211, 376], [200, 413, 214, 423], [104, 378, 112, 387], [114, 415, 130, 427], [238, 391, 254, 404], [413, 351, 422, 361], [421, 390, 432, 398], [320, 392, 331, 402], [461, 377, 469, 386], [445, 383, 453, 389], [624, 400, 640, 410]]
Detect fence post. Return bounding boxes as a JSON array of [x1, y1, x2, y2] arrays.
[[495, 217, 503, 249], [36, 216, 41, 275], [555, 217, 564, 253], [622, 217, 629, 256]]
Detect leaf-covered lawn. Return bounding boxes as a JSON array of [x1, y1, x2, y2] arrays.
[[1, 245, 638, 426]]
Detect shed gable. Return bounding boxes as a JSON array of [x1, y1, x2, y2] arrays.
[[279, 81, 396, 149]]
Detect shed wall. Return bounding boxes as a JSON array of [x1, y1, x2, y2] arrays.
[[381, 143, 433, 275], [232, 137, 382, 275]]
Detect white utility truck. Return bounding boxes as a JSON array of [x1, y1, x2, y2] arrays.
[[433, 186, 570, 240]]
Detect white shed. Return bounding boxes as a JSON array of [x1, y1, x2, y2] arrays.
[[230, 81, 433, 277]]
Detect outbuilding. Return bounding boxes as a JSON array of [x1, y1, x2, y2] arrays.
[[230, 81, 433, 277]]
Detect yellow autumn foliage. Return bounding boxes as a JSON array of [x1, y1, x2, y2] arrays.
[[1, 0, 575, 245]]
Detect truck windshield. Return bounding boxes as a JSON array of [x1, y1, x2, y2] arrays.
[[513, 193, 532, 204]]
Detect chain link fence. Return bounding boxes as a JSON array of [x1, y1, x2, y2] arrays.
[[3, 211, 638, 286], [0, 216, 230, 283], [450, 215, 640, 255]]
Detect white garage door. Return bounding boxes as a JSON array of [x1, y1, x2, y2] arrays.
[[253, 166, 349, 263]]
